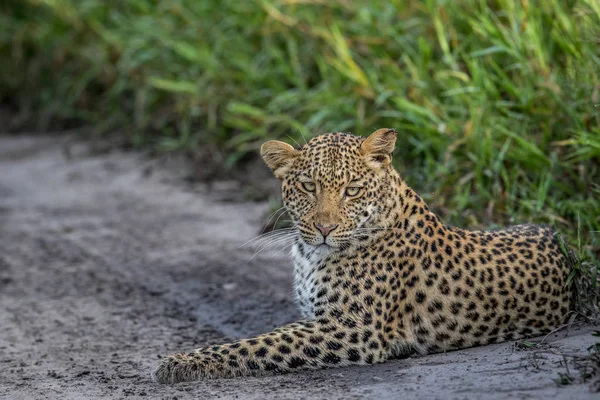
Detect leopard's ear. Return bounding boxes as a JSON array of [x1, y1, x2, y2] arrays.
[[261, 140, 299, 179], [361, 128, 397, 168]]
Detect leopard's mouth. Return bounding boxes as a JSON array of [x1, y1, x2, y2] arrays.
[[309, 238, 336, 249], [308, 237, 356, 252], [300, 236, 338, 251], [297, 227, 357, 251]]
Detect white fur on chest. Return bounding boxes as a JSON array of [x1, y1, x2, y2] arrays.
[[291, 244, 329, 318]]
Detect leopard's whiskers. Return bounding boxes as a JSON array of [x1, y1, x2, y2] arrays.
[[247, 231, 299, 261], [239, 227, 296, 249], [259, 206, 288, 234]]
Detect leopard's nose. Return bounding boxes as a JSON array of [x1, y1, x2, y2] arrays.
[[314, 223, 339, 237]]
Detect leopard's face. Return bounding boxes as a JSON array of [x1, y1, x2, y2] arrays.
[[261, 130, 399, 251]]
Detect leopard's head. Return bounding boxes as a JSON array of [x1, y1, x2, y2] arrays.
[[261, 129, 399, 250]]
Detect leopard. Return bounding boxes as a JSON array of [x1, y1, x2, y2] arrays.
[[153, 128, 573, 384]]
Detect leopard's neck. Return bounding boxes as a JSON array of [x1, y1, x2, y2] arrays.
[[291, 241, 333, 318]]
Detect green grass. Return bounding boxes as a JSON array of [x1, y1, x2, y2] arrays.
[[1, 0, 599, 271]]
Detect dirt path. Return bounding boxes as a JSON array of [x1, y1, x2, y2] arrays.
[[0, 135, 597, 400]]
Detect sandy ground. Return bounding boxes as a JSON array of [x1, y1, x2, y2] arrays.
[[0, 135, 598, 400]]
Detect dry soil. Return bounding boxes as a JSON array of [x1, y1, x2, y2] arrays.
[[0, 135, 597, 400]]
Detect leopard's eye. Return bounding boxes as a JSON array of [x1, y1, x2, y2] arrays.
[[345, 186, 362, 197], [301, 181, 316, 192]]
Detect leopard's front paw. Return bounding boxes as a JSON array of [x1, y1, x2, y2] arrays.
[[152, 354, 206, 384]]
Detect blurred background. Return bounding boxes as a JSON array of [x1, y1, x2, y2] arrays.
[[1, 0, 599, 260]]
